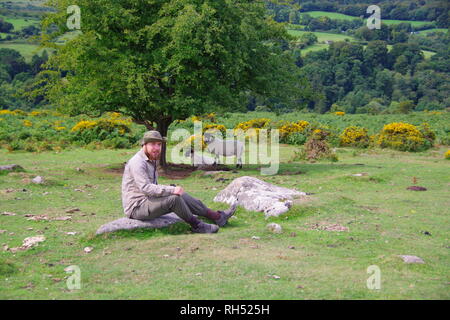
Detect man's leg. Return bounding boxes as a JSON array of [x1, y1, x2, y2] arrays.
[[181, 192, 228, 221], [180, 192, 237, 226], [130, 195, 219, 233]]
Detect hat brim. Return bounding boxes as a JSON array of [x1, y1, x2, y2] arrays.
[[140, 137, 167, 145]]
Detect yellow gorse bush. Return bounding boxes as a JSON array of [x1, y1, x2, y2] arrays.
[[0, 109, 27, 116], [203, 124, 226, 136], [71, 118, 131, 134], [182, 134, 206, 150], [376, 122, 433, 151], [234, 118, 271, 131], [335, 111, 345, 116], [191, 112, 217, 123], [340, 126, 369, 148], [278, 120, 310, 139], [445, 150, 450, 160], [23, 120, 33, 127]]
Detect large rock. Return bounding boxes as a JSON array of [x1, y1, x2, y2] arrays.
[[0, 164, 24, 172], [96, 213, 183, 235], [214, 176, 307, 218]]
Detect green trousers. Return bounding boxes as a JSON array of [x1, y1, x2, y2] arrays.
[[130, 192, 209, 222]]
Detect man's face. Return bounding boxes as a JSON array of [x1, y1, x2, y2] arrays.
[[143, 141, 162, 160]]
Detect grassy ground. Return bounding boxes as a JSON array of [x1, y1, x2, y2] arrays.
[[0, 41, 42, 61], [0, 15, 40, 30], [286, 29, 436, 58], [301, 11, 433, 27], [287, 29, 355, 42], [0, 143, 449, 299]]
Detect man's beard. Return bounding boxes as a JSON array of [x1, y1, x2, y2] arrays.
[[148, 151, 160, 160]]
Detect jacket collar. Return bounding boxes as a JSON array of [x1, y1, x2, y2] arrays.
[[138, 148, 158, 165]]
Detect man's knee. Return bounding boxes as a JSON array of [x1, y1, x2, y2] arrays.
[[167, 194, 183, 206]]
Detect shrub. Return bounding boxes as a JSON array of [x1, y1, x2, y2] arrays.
[[445, 150, 450, 160], [203, 124, 227, 138], [286, 132, 307, 145], [339, 126, 370, 148], [293, 129, 338, 162], [376, 122, 434, 152], [278, 120, 309, 142], [70, 118, 132, 145]]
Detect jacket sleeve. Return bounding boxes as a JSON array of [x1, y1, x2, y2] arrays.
[[129, 161, 175, 197]]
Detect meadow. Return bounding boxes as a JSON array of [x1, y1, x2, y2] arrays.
[[286, 29, 436, 58], [0, 137, 449, 299], [301, 11, 434, 27]]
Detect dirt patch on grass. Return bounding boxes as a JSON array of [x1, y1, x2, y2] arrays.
[[303, 222, 349, 232], [103, 162, 231, 180]]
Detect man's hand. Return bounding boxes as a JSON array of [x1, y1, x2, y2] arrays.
[[173, 186, 184, 196]]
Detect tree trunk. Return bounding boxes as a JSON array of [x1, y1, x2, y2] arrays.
[[156, 118, 172, 168]]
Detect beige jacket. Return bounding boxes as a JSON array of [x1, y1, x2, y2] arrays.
[[121, 149, 176, 217]]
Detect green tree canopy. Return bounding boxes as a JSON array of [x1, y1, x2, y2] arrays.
[[36, 0, 312, 165]]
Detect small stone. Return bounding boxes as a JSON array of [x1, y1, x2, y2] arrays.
[[2, 212, 16, 216], [195, 273, 202, 276], [83, 246, 93, 253], [0, 230, 6, 234], [399, 255, 425, 264], [271, 275, 281, 280], [290, 232, 297, 237], [31, 176, 45, 184], [251, 236, 260, 240], [66, 232, 77, 236], [266, 223, 283, 234], [288, 245, 295, 249], [52, 216, 72, 221], [163, 254, 170, 258], [351, 173, 368, 176]]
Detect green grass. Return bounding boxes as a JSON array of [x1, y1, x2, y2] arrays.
[[287, 29, 356, 43], [301, 11, 433, 27], [302, 11, 363, 21], [0, 41, 43, 61], [418, 28, 448, 35], [0, 142, 449, 299], [287, 29, 437, 59], [0, 14, 40, 30]]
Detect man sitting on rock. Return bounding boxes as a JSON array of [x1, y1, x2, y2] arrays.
[[121, 131, 237, 234]]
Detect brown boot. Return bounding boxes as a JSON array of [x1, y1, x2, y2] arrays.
[[191, 221, 219, 233], [215, 203, 238, 227]]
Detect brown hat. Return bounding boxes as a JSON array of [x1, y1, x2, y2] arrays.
[[140, 131, 167, 146]]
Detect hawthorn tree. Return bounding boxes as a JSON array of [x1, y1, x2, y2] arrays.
[[37, 0, 311, 166]]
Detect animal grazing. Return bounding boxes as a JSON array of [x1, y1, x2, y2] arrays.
[[203, 132, 244, 169]]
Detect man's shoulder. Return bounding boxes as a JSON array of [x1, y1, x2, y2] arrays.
[[126, 150, 146, 167]]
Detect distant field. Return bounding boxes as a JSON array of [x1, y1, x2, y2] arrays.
[[302, 11, 363, 21], [0, 14, 40, 30], [301, 11, 433, 27], [419, 28, 448, 35], [287, 29, 355, 43], [287, 29, 436, 59], [0, 41, 43, 61]]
